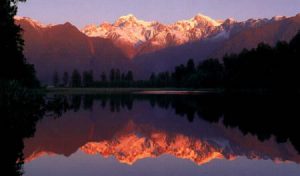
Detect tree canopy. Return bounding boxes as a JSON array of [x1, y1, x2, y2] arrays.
[[0, 0, 39, 87]]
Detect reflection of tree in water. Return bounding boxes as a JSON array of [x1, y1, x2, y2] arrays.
[[1, 82, 44, 176], [83, 95, 94, 111], [51, 93, 300, 154], [153, 93, 300, 154], [72, 95, 82, 112], [221, 94, 299, 152], [1, 83, 73, 176], [47, 94, 135, 113]]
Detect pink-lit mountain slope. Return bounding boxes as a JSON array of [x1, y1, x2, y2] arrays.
[[16, 17, 129, 82]]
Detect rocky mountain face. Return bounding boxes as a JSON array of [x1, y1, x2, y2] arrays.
[[15, 13, 300, 82], [82, 14, 222, 58]]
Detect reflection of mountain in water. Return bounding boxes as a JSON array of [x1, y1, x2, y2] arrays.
[[24, 94, 300, 165]]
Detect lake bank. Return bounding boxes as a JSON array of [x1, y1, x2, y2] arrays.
[[45, 87, 300, 95], [46, 87, 223, 95]]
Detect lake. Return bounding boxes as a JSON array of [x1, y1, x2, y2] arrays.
[[21, 92, 300, 176]]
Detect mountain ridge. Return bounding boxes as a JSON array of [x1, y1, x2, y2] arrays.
[[15, 13, 300, 82]]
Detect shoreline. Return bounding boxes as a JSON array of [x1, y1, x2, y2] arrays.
[[45, 87, 222, 94]]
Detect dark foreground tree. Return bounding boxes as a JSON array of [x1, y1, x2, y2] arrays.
[[0, 0, 39, 87]]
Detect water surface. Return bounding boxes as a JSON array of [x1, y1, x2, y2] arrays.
[[23, 93, 300, 176]]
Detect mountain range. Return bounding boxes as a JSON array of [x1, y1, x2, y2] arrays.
[[15, 13, 300, 82]]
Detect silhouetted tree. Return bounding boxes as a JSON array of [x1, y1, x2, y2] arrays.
[[126, 70, 134, 81], [116, 69, 121, 81], [82, 70, 94, 87], [0, 0, 39, 87], [1, 1, 41, 174], [71, 69, 81, 87], [101, 72, 107, 82], [172, 64, 186, 85], [63, 72, 69, 87], [149, 73, 156, 87], [187, 59, 196, 74], [110, 69, 115, 82], [121, 73, 126, 81], [197, 59, 224, 88], [52, 71, 59, 87], [90, 70, 94, 84], [150, 73, 156, 81]]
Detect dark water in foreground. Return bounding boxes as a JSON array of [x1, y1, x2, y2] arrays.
[[21, 92, 300, 176]]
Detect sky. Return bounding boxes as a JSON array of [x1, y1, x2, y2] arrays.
[[17, 0, 300, 28]]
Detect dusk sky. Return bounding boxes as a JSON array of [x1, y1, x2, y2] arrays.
[[18, 0, 300, 28]]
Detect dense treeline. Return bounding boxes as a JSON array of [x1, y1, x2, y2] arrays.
[[223, 34, 300, 91], [54, 31, 300, 91], [150, 30, 300, 90], [148, 58, 224, 88]]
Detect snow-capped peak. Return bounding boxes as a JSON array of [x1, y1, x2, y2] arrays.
[[81, 13, 225, 55], [118, 14, 137, 21], [114, 14, 153, 27], [192, 13, 222, 26], [271, 16, 286, 21], [80, 13, 296, 58], [14, 16, 53, 28], [222, 18, 237, 25]]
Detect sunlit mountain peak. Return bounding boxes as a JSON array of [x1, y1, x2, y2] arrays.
[[14, 16, 53, 29], [191, 13, 222, 26], [118, 14, 138, 21]]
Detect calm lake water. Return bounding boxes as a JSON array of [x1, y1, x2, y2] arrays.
[[23, 93, 300, 176]]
